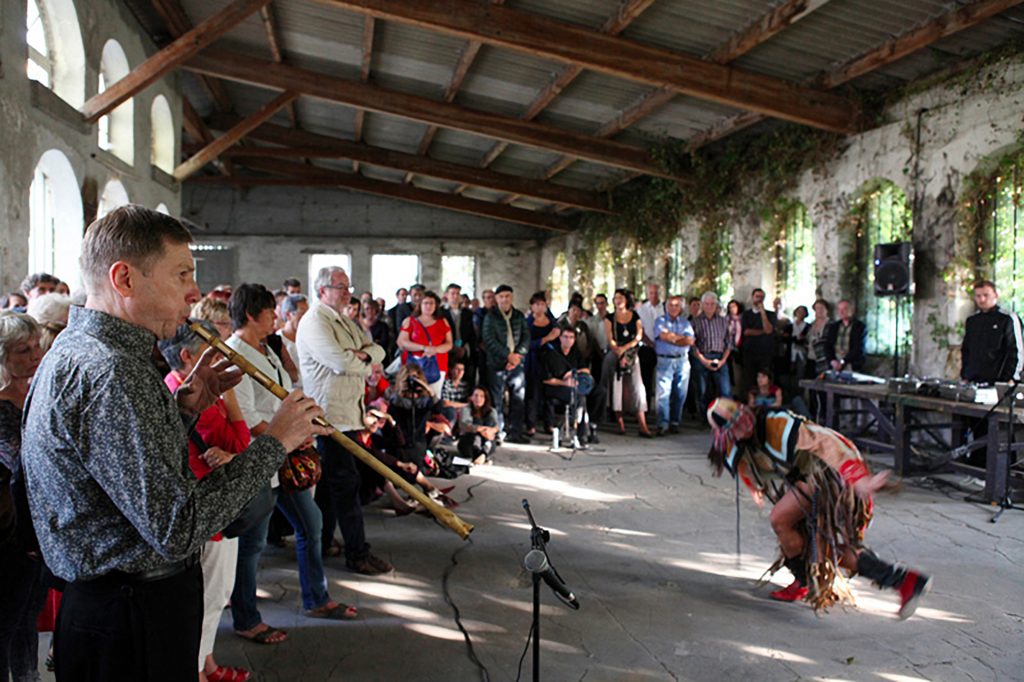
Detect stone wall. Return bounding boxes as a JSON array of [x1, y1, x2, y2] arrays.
[[541, 55, 1024, 379], [0, 0, 181, 292]]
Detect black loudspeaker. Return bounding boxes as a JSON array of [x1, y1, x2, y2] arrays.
[[873, 242, 911, 296]]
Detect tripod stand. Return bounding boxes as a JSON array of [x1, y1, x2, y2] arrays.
[[548, 370, 603, 460]]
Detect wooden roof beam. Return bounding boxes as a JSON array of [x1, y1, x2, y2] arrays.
[[206, 118, 614, 212], [184, 48, 676, 179], [472, 0, 657, 198], [182, 97, 232, 176], [150, 0, 233, 111], [174, 91, 298, 181], [258, 4, 299, 128], [316, 0, 859, 133], [352, 15, 376, 170], [540, 0, 831, 182], [82, 0, 271, 122], [189, 160, 572, 233]]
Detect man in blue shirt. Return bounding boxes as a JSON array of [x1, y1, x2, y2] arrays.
[[653, 296, 695, 435]]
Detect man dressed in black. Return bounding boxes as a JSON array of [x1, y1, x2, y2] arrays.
[[962, 280, 1023, 384], [541, 326, 591, 442]]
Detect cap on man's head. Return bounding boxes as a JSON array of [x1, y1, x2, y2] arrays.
[[495, 284, 513, 295]]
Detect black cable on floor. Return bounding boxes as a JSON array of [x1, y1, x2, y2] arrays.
[[514, 622, 534, 682], [441, 479, 492, 682]]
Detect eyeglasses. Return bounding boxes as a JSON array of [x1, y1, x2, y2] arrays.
[[322, 284, 353, 292]]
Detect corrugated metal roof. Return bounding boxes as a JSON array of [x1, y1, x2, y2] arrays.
[[167, 0, 1024, 225]]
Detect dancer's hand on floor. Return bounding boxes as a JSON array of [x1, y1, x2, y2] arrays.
[[852, 470, 890, 499]]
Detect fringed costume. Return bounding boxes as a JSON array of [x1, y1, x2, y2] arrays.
[[707, 399, 931, 619]]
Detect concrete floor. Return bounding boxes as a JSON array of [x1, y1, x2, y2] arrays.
[[41, 428, 1024, 681]]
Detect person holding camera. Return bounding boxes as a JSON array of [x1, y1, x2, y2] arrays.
[[691, 291, 734, 419]]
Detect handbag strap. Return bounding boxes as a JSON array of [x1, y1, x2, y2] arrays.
[[413, 317, 434, 347], [189, 427, 209, 453]]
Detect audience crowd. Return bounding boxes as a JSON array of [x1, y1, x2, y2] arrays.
[[0, 205, 875, 681]]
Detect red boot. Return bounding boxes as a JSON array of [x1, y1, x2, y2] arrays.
[[770, 580, 809, 602], [896, 570, 932, 620]]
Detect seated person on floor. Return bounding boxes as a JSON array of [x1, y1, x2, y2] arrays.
[[458, 387, 500, 465], [541, 325, 593, 443], [385, 364, 452, 471], [344, 407, 454, 514], [365, 363, 390, 405], [440, 360, 471, 426]]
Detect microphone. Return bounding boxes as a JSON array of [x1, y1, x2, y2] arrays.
[[524, 549, 579, 610]]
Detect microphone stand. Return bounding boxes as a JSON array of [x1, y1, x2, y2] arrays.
[[522, 499, 579, 682]]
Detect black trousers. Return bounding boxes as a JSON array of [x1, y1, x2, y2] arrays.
[[56, 563, 202, 682], [316, 434, 370, 563]]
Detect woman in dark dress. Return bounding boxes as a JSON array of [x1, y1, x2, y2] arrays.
[[602, 289, 652, 437]]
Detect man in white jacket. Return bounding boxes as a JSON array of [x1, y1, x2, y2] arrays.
[[297, 266, 392, 575]]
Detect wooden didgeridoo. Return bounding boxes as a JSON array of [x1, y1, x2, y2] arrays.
[[190, 321, 474, 540]]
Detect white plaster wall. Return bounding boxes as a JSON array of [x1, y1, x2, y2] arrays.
[[0, 0, 182, 292]]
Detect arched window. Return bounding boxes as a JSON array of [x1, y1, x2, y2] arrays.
[[98, 40, 134, 164], [771, 201, 816, 309], [548, 252, 569, 314], [150, 96, 175, 173], [667, 236, 686, 296], [979, 154, 1024, 312], [155, 202, 170, 215], [97, 179, 130, 219], [26, 0, 53, 87], [715, 224, 733, 302], [850, 180, 913, 356], [25, 0, 85, 107], [30, 150, 83, 287]]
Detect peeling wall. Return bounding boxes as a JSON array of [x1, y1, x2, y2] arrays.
[[541, 56, 1024, 379], [0, 0, 182, 292]]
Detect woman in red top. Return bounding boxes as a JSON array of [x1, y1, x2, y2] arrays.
[[397, 290, 453, 397], [160, 320, 256, 682]]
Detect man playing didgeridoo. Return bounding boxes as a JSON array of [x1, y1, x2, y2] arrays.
[[21, 205, 331, 681], [706, 398, 931, 619]]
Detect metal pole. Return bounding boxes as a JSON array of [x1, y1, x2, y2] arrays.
[[532, 573, 541, 682]]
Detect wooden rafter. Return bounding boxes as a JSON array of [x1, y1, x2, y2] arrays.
[[684, 0, 1024, 157], [150, 0, 232, 111], [182, 97, 231, 176], [82, 0, 271, 122], [184, 48, 676, 178], [314, 0, 859, 133], [541, 0, 831, 182], [352, 15, 375, 171], [258, 4, 299, 127], [174, 91, 298, 181], [189, 159, 571, 232], [464, 0, 657, 196], [204, 118, 614, 212]]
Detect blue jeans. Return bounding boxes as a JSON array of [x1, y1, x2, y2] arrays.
[[276, 488, 329, 611], [231, 496, 275, 631], [485, 363, 526, 437], [656, 356, 690, 429], [232, 488, 331, 626], [693, 351, 733, 416]]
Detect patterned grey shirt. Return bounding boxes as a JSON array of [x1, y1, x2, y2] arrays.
[[22, 306, 286, 581]]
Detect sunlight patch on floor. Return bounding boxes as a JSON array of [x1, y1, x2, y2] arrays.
[[404, 622, 479, 641], [470, 465, 628, 502], [334, 580, 433, 602], [736, 643, 815, 664]]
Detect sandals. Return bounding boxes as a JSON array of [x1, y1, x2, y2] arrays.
[[207, 666, 252, 682], [306, 602, 358, 620], [235, 624, 288, 645]]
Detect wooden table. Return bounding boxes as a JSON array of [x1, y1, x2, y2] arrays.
[[800, 379, 1023, 504]]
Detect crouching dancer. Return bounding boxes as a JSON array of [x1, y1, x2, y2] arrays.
[[706, 398, 931, 619], [21, 205, 331, 681]]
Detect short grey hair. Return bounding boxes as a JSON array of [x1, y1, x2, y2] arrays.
[[314, 266, 346, 295], [0, 312, 41, 389], [700, 291, 719, 304], [157, 319, 218, 372], [281, 294, 307, 317]]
